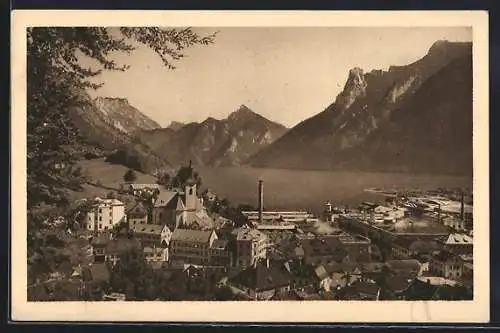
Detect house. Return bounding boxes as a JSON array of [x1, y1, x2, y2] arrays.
[[343, 280, 380, 300], [338, 233, 372, 262], [429, 250, 463, 280], [90, 234, 111, 263], [382, 276, 414, 300], [359, 262, 385, 281], [299, 237, 348, 266], [439, 233, 473, 254], [202, 188, 218, 202], [391, 238, 441, 259], [143, 246, 168, 264], [402, 278, 439, 300], [385, 259, 421, 279], [208, 239, 234, 267], [127, 183, 160, 196], [283, 259, 317, 289], [314, 264, 331, 291], [441, 215, 467, 231], [169, 228, 218, 266], [152, 180, 208, 230], [459, 254, 473, 283], [85, 198, 126, 233], [232, 227, 268, 268], [229, 259, 292, 300], [131, 224, 171, 248], [127, 202, 149, 226], [104, 238, 141, 267]]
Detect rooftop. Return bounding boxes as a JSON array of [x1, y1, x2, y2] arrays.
[[442, 233, 473, 245], [230, 261, 292, 292], [153, 190, 179, 208], [232, 227, 267, 241], [131, 224, 165, 235], [171, 228, 214, 243], [129, 184, 160, 190], [210, 239, 230, 250]]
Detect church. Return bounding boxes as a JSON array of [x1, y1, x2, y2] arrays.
[[152, 163, 213, 231]]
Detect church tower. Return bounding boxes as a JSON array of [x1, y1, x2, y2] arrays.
[[323, 201, 334, 222], [184, 160, 197, 211]]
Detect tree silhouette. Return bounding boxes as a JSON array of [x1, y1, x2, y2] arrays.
[[27, 27, 216, 209], [123, 169, 138, 183]]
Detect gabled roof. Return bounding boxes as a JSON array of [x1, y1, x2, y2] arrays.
[[171, 228, 214, 243], [231, 261, 292, 292], [129, 184, 160, 190], [131, 224, 165, 235], [232, 228, 267, 241], [442, 233, 473, 245], [105, 238, 140, 255], [90, 263, 111, 283], [385, 276, 413, 293], [154, 191, 179, 208], [350, 280, 380, 297], [432, 250, 457, 262], [314, 265, 330, 281], [127, 202, 148, 218], [385, 259, 421, 277], [404, 278, 439, 300], [210, 239, 230, 250]]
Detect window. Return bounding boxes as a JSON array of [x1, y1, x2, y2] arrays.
[[99, 216, 102, 221], [99, 224, 102, 229], [99, 208, 102, 213], [189, 188, 193, 195]]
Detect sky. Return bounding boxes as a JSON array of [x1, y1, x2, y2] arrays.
[[85, 27, 472, 128]]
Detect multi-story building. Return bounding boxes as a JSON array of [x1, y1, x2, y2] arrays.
[[85, 198, 126, 233], [429, 250, 463, 280], [169, 228, 218, 266], [439, 233, 473, 254], [208, 239, 233, 267], [152, 181, 210, 230], [143, 246, 168, 264], [232, 227, 268, 268], [391, 239, 441, 259], [131, 224, 172, 248], [127, 202, 149, 226]]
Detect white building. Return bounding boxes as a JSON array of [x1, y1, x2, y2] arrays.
[[85, 197, 126, 232]]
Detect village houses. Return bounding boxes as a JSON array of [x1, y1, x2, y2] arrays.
[[231, 227, 268, 268], [85, 197, 126, 232]]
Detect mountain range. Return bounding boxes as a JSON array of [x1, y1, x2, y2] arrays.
[[137, 105, 288, 167], [67, 95, 171, 174], [68, 40, 473, 176], [246, 40, 473, 176]]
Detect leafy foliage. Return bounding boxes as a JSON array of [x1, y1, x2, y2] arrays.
[[27, 27, 216, 208], [123, 169, 138, 182]]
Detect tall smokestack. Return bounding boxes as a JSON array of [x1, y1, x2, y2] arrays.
[[460, 190, 465, 221], [258, 179, 264, 224]]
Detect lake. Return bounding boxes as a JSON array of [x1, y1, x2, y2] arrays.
[[196, 166, 473, 215]]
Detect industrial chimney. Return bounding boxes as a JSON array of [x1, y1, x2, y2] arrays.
[[460, 190, 465, 221], [258, 179, 264, 224]]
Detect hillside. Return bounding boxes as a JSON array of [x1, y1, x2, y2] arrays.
[[138, 105, 288, 167], [246, 40, 473, 176], [67, 91, 171, 174], [93, 97, 161, 133]]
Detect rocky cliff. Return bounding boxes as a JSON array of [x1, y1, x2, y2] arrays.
[[138, 105, 288, 167], [246, 40, 473, 176]]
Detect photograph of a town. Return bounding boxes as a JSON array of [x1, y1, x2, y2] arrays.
[[27, 25, 474, 302]]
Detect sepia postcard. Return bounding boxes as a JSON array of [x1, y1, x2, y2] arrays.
[[11, 10, 489, 323]]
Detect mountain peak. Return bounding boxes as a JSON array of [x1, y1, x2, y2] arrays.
[[166, 121, 185, 131], [428, 40, 451, 53]]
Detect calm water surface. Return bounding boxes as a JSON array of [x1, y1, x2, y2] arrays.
[[197, 166, 472, 215]]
